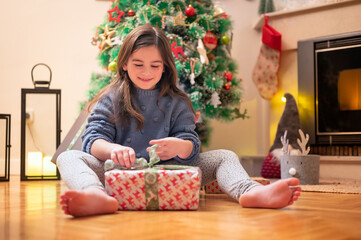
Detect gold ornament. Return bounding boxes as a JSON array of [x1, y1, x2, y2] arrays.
[[214, 5, 225, 17], [173, 12, 186, 26], [99, 24, 116, 50]]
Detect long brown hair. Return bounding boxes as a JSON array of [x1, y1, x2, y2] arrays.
[[88, 24, 194, 130]]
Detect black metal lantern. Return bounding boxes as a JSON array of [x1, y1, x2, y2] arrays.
[[20, 63, 61, 180], [0, 114, 11, 181]]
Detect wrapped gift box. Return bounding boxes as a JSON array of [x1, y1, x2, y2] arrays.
[[205, 180, 224, 194], [252, 177, 270, 185], [105, 165, 201, 210], [205, 177, 270, 194]]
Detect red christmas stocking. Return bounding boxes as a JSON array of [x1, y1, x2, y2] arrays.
[[252, 15, 282, 100]]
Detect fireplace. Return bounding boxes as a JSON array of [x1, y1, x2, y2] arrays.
[[298, 31, 361, 156]]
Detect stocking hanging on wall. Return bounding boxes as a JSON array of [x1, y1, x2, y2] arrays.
[[252, 15, 281, 100]]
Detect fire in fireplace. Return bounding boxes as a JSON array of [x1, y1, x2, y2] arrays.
[[298, 31, 361, 156]]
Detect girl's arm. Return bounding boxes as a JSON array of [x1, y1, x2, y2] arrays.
[[82, 93, 116, 154], [153, 98, 200, 163], [91, 139, 135, 169], [81, 92, 135, 169]]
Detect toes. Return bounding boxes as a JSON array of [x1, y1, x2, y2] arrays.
[[291, 188, 301, 202], [287, 178, 300, 186], [60, 195, 67, 202], [62, 205, 71, 215], [290, 187, 301, 196], [63, 190, 79, 199], [59, 198, 68, 205]]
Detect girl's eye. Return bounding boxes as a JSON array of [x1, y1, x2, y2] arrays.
[[152, 66, 160, 68], [134, 64, 143, 67]]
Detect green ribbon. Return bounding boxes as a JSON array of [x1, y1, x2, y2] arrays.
[[144, 168, 159, 210], [104, 144, 161, 171]]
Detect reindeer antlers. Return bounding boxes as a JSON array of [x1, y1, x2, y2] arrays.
[[297, 129, 310, 155], [280, 129, 310, 155], [281, 130, 289, 154]]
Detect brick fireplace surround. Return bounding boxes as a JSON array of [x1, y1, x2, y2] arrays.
[[254, 0, 361, 180]]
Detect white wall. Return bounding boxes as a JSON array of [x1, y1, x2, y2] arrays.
[[203, 0, 270, 156], [0, 0, 110, 175], [0, 0, 268, 175]]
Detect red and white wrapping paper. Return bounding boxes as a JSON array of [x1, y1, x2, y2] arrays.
[[105, 167, 201, 210]]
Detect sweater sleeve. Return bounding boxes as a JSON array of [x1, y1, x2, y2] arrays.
[[170, 100, 200, 164], [81, 93, 116, 154]]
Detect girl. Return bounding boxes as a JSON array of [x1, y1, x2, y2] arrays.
[[57, 24, 301, 217]]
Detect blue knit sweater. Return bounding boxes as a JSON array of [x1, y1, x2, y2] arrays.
[[81, 87, 200, 163]]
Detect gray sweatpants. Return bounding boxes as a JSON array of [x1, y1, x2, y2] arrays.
[[56, 149, 260, 201]]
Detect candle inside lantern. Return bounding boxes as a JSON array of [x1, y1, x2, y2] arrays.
[[27, 152, 43, 176], [43, 156, 57, 176]]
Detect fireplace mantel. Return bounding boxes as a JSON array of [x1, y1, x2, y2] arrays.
[[254, 0, 361, 51]]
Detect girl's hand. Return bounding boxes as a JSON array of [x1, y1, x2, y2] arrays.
[[110, 145, 136, 169], [148, 137, 193, 160]]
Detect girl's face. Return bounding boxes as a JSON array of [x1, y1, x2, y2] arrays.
[[123, 45, 164, 90]]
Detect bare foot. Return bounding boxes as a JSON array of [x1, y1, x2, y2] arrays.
[[60, 188, 119, 217], [239, 178, 301, 208]]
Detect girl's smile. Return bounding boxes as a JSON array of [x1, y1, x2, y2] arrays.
[[123, 45, 164, 90]]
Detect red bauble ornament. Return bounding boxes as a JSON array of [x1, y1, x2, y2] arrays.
[[224, 83, 231, 90], [128, 9, 135, 16], [224, 72, 233, 82], [203, 31, 218, 50], [185, 5, 195, 17]]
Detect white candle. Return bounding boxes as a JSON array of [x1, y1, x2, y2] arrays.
[[43, 156, 57, 176], [27, 152, 43, 176]]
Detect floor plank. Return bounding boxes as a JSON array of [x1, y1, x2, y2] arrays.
[[1, 176, 361, 240]]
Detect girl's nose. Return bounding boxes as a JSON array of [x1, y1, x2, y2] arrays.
[[141, 67, 153, 76]]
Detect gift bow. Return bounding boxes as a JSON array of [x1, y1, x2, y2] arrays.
[[104, 144, 161, 171]]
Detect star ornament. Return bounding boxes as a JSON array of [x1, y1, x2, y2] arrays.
[[107, 5, 125, 23], [173, 12, 186, 26], [99, 25, 116, 50]]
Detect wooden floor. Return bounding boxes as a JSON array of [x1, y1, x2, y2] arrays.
[[1, 176, 361, 240]]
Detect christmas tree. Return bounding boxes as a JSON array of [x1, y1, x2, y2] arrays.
[[84, 0, 248, 145]]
